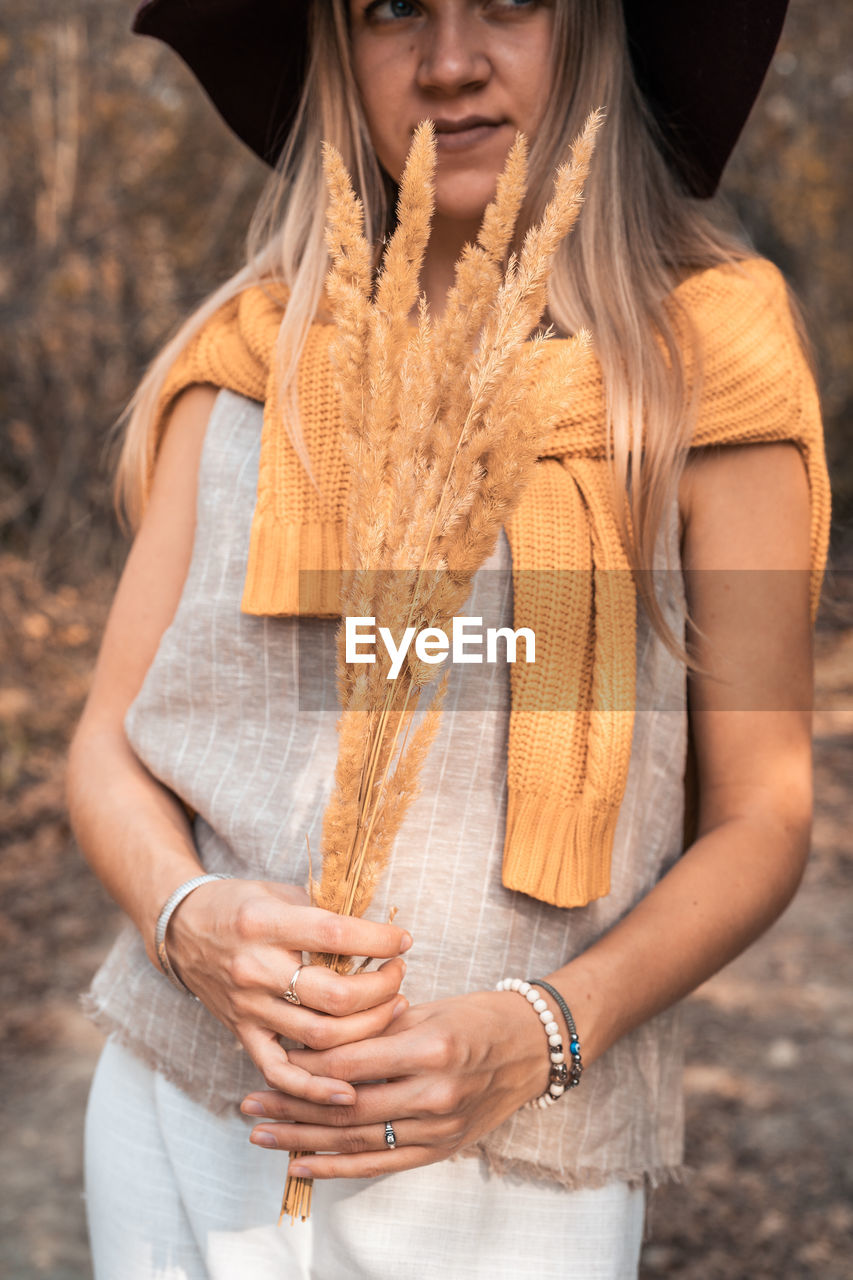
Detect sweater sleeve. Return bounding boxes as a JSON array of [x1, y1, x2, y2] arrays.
[[680, 256, 831, 622]]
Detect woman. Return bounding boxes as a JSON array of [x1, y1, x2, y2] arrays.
[[70, 1, 830, 1277]]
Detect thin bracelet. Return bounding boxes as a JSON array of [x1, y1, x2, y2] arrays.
[[495, 978, 576, 1108], [527, 977, 583, 1090], [155, 873, 234, 996]]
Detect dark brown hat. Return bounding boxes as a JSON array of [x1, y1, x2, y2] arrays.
[[132, 0, 789, 198]]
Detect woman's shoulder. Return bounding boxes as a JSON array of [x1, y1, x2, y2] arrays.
[[673, 257, 829, 611], [675, 253, 788, 304], [672, 255, 806, 361], [670, 255, 818, 441]]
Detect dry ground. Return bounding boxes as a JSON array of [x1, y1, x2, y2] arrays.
[[0, 553, 850, 1279]]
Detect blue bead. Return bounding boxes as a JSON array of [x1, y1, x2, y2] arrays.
[[570, 1040, 579, 1052]]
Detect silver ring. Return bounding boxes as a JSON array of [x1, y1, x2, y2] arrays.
[[384, 1121, 397, 1149], [282, 964, 303, 1006]]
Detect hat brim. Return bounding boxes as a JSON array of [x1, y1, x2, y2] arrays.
[[133, 0, 309, 166], [132, 0, 789, 197], [622, 0, 788, 196]]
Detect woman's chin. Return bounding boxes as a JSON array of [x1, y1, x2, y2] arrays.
[[431, 178, 503, 229]]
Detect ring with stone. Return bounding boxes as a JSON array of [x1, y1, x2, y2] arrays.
[[282, 964, 304, 1006], [384, 1120, 397, 1149]]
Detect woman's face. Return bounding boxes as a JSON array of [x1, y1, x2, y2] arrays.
[[348, 0, 557, 223]]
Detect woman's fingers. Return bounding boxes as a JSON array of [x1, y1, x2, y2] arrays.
[[240, 1026, 357, 1106], [288, 1147, 441, 1180], [248, 1115, 460, 1157], [277, 956, 408, 1018], [260, 990, 409, 1051], [238, 896, 413, 962], [240, 992, 545, 1184], [285, 1014, 437, 1083], [242, 1079, 430, 1129]]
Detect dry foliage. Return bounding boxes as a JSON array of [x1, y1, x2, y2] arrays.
[[282, 111, 602, 1223], [1, 2, 849, 583]]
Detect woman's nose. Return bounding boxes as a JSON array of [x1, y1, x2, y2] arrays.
[[415, 11, 491, 95]]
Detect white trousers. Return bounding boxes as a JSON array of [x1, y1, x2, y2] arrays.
[[84, 1037, 644, 1280]]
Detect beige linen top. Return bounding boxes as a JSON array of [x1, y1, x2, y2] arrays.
[[83, 389, 689, 1192]]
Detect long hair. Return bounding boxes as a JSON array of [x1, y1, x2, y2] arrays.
[[116, 0, 755, 637]]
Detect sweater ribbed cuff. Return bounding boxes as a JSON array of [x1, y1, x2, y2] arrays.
[[241, 517, 344, 616], [501, 789, 618, 907]]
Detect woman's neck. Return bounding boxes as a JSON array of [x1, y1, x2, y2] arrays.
[[419, 212, 484, 319]]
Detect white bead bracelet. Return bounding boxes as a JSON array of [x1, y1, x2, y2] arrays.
[[495, 977, 582, 1108]]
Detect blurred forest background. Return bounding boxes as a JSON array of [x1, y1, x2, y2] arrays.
[[1, 1, 851, 1277]]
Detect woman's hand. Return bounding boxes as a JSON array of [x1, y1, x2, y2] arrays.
[[166, 877, 412, 1106], [238, 990, 551, 1177]]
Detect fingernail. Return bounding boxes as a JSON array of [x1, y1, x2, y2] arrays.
[[392, 997, 408, 1020], [399, 931, 413, 953], [330, 1092, 355, 1105], [241, 1099, 265, 1116], [251, 1131, 277, 1148], [288, 1164, 312, 1177]]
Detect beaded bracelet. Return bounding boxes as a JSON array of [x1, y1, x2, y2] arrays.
[[495, 977, 582, 1108], [155, 873, 234, 996], [527, 976, 583, 1090]]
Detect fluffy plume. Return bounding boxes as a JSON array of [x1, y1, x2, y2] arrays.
[[282, 110, 604, 1226]]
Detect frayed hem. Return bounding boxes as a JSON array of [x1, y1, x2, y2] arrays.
[[79, 993, 240, 1119], [81, 992, 695, 1211], [455, 1143, 694, 1197]]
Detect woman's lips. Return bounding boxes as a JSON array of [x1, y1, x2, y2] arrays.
[[434, 122, 507, 153]]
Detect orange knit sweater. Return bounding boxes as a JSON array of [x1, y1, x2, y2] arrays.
[[152, 257, 830, 908]]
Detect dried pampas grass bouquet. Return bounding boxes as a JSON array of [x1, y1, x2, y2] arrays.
[[282, 109, 603, 1224]]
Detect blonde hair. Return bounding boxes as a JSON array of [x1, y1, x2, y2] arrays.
[[116, 0, 753, 631]]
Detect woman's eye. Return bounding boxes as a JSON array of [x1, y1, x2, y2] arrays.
[[362, 0, 539, 20], [363, 0, 538, 19], [364, 0, 418, 20], [490, 0, 538, 8]]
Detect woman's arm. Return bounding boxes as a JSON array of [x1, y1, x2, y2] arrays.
[[69, 386, 412, 1105], [242, 441, 815, 1175], [537, 440, 814, 1065], [68, 385, 218, 948]]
